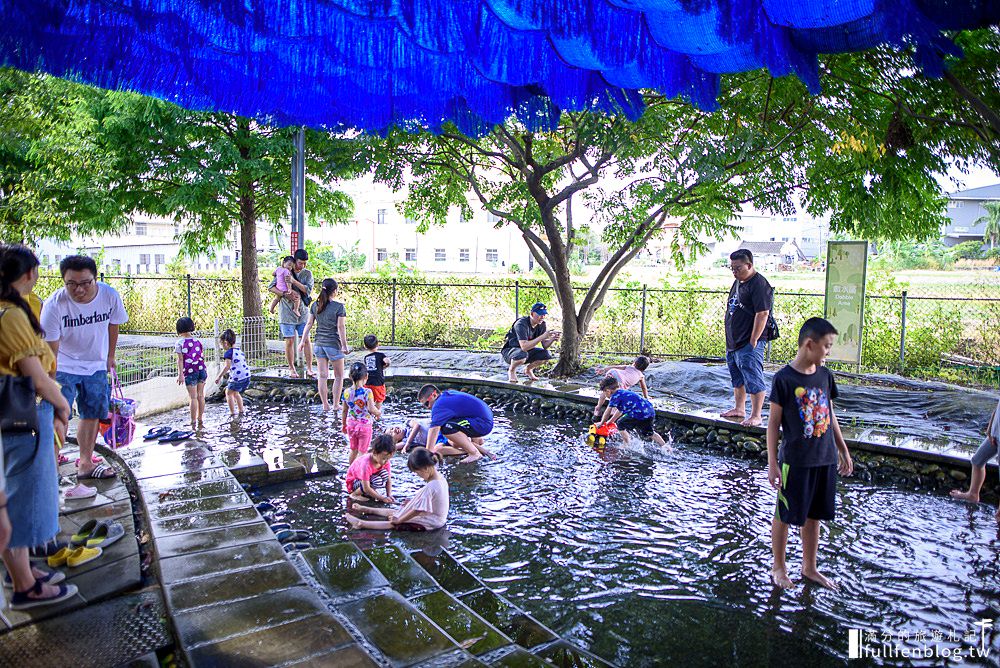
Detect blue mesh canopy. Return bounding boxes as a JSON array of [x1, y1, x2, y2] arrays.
[[1, 1, 997, 134]]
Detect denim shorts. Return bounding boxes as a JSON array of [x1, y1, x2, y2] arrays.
[[184, 368, 208, 386], [227, 377, 251, 393], [3, 401, 59, 548], [314, 345, 345, 361], [972, 437, 998, 467], [57, 370, 110, 420], [725, 340, 767, 395], [279, 323, 306, 338]]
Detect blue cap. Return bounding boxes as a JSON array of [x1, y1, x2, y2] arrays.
[[531, 302, 547, 315]]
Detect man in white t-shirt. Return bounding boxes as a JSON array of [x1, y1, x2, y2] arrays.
[[41, 256, 129, 480]]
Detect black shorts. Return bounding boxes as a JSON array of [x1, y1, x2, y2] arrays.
[[617, 415, 656, 437], [441, 417, 493, 439], [501, 347, 551, 365], [775, 463, 837, 527]]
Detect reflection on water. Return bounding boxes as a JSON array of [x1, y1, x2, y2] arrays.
[[156, 400, 1000, 666]]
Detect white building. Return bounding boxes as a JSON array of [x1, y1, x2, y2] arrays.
[[706, 208, 830, 268]]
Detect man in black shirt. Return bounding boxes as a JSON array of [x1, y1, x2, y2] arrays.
[[500, 302, 560, 382], [721, 249, 773, 426]]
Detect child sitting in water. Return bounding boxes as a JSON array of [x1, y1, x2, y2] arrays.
[[269, 256, 304, 317], [593, 355, 650, 419], [342, 362, 381, 463], [345, 447, 448, 532], [595, 376, 668, 448], [950, 396, 1000, 521], [767, 317, 853, 590], [388, 419, 449, 452], [344, 434, 395, 504], [214, 328, 251, 416]]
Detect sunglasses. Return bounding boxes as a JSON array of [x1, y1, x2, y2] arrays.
[[420, 396, 432, 408]]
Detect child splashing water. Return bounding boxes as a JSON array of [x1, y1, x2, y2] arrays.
[[214, 328, 251, 416], [345, 447, 448, 532], [345, 434, 395, 504], [342, 362, 381, 463], [595, 376, 669, 448], [269, 256, 304, 317], [174, 317, 207, 428]]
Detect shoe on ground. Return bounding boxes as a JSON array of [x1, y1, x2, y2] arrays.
[[3, 569, 65, 589], [29, 541, 69, 562]]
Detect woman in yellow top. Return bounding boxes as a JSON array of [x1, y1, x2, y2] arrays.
[[0, 245, 76, 609]]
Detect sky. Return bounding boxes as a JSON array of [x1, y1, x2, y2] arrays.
[[940, 165, 999, 193]]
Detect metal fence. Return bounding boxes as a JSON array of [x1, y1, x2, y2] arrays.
[[38, 274, 1000, 381]]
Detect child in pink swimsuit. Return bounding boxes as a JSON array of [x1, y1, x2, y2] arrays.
[[593, 355, 650, 419], [269, 256, 302, 317], [341, 362, 381, 463]]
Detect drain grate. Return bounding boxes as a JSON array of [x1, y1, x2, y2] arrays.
[[0, 588, 172, 667]]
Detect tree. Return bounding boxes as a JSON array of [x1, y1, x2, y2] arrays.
[[372, 31, 996, 374], [0, 70, 362, 344], [977, 202, 1000, 249], [94, 95, 360, 328], [0, 68, 128, 243]]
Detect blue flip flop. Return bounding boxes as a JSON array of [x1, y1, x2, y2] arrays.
[[158, 430, 194, 443], [143, 426, 172, 440]]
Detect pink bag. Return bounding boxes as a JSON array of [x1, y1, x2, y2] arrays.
[[100, 372, 137, 448]]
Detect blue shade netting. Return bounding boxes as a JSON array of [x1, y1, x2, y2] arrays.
[[0, 0, 997, 134]]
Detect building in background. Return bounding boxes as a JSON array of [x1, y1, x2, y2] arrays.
[[942, 183, 1000, 247], [701, 208, 829, 270]]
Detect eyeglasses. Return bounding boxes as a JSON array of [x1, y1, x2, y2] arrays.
[[729, 264, 748, 273], [64, 279, 95, 289]]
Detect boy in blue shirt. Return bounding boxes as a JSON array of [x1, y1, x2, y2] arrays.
[[767, 317, 853, 590], [417, 385, 496, 464], [595, 376, 668, 447]]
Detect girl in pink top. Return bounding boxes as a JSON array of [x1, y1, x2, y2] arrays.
[[593, 355, 650, 419], [346, 447, 448, 532], [268, 256, 303, 317], [345, 435, 394, 503]]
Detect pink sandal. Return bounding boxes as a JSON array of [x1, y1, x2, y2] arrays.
[[57, 454, 71, 465], [74, 455, 104, 466]]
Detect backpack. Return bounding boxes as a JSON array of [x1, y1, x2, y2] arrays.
[[731, 280, 780, 342]]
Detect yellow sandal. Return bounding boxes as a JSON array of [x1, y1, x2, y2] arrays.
[[66, 546, 102, 567]]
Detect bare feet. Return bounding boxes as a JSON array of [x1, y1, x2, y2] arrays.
[[287, 369, 300, 379], [459, 454, 483, 464], [802, 568, 839, 590], [950, 489, 980, 503], [507, 374, 519, 383], [771, 568, 795, 589], [741, 416, 763, 427], [720, 408, 745, 419], [525, 371, 539, 381], [344, 513, 361, 528]]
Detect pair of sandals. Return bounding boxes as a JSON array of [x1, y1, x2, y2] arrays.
[[143, 426, 194, 443]]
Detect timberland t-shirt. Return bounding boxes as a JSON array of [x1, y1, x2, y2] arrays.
[[41, 283, 129, 376]]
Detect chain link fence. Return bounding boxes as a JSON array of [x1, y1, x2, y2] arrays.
[[37, 274, 1000, 384]]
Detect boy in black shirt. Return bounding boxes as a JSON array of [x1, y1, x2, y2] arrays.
[[767, 317, 853, 590], [363, 335, 390, 409]]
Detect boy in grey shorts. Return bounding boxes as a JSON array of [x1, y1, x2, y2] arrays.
[[950, 398, 1000, 521]]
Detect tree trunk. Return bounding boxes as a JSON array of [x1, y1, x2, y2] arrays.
[[238, 193, 266, 360]]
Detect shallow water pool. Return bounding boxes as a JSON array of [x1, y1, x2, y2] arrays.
[[160, 399, 1000, 666]]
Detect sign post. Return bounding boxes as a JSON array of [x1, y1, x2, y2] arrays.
[[823, 241, 869, 367]]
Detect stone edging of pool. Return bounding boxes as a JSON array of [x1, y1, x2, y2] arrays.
[[105, 422, 614, 666], [249, 367, 996, 501]]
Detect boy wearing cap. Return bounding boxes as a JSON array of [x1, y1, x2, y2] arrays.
[[500, 302, 560, 383]]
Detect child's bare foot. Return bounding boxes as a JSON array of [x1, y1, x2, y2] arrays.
[[771, 568, 795, 589], [950, 489, 980, 503], [720, 408, 744, 419], [526, 371, 539, 381], [802, 568, 839, 590], [269, 304, 277, 314], [348, 491, 368, 501], [507, 373, 519, 383], [459, 453, 483, 464], [344, 513, 362, 528], [741, 416, 763, 427]]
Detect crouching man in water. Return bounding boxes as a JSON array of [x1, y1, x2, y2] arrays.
[[417, 384, 497, 464]]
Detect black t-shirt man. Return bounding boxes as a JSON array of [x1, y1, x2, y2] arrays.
[[725, 272, 773, 351], [502, 316, 546, 356]]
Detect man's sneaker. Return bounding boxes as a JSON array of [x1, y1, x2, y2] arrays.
[[28, 541, 69, 562], [9, 580, 78, 610]]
